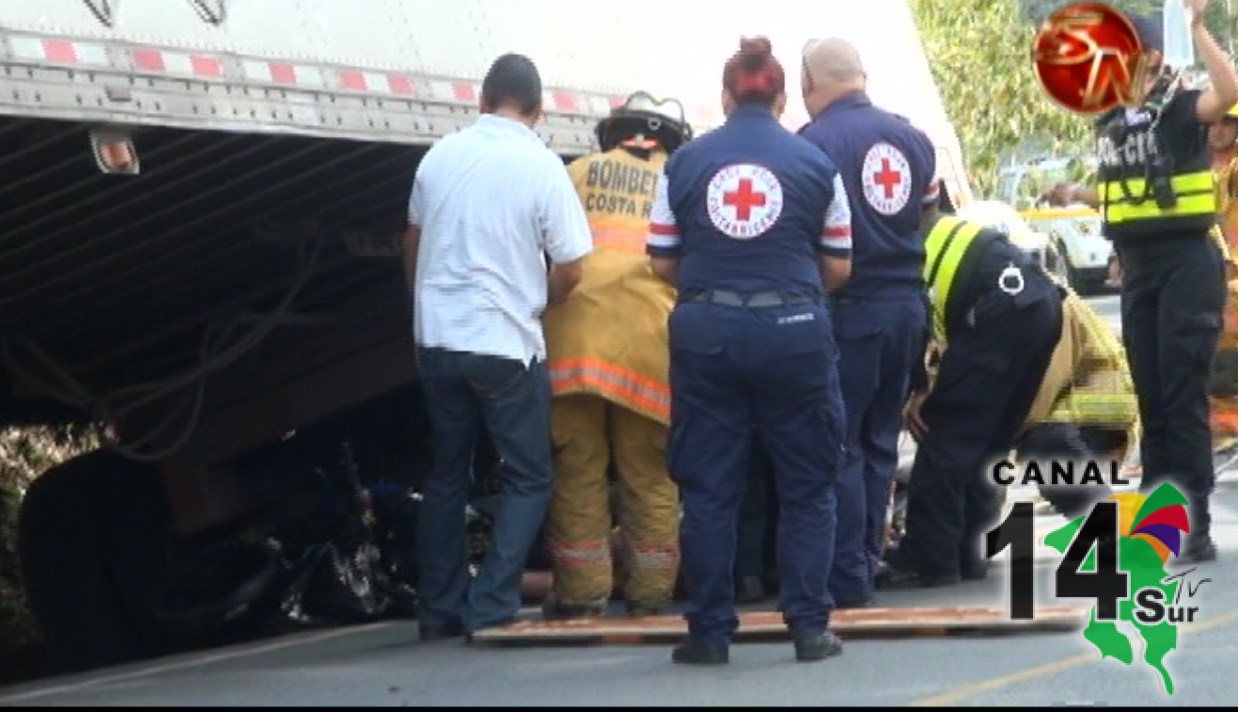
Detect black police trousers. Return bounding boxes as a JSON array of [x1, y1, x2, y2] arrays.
[[1017, 424, 1125, 519], [895, 286, 1062, 578], [1117, 235, 1225, 538]]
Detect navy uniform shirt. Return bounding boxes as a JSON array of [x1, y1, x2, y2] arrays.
[[799, 91, 938, 299], [646, 105, 852, 297]]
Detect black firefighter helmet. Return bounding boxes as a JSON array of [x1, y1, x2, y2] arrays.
[[595, 92, 694, 154]]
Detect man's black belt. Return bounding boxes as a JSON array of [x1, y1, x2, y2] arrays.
[[686, 289, 818, 308]]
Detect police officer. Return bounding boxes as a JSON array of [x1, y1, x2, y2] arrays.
[[798, 37, 940, 607], [1084, 5, 1238, 563], [648, 37, 852, 664], [881, 211, 1063, 588], [542, 92, 693, 620]]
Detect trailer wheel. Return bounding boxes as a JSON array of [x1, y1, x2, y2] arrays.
[[18, 450, 174, 672]]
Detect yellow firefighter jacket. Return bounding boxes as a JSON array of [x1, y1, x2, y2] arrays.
[[1024, 288, 1139, 442], [542, 146, 675, 424]]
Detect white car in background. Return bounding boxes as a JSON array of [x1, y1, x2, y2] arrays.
[[1021, 207, 1113, 294]]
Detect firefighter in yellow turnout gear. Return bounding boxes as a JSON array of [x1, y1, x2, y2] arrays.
[[1208, 104, 1238, 445], [542, 94, 694, 618]]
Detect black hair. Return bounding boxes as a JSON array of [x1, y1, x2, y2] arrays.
[[482, 53, 543, 116]]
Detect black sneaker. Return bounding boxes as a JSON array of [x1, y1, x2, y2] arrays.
[[542, 599, 606, 621], [794, 631, 844, 662], [961, 562, 990, 581], [626, 601, 663, 618], [876, 566, 961, 590], [671, 638, 730, 665], [418, 621, 464, 642], [1180, 536, 1218, 564], [463, 617, 516, 645], [735, 575, 769, 604]]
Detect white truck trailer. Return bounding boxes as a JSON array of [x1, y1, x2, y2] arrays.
[[0, 0, 972, 673]]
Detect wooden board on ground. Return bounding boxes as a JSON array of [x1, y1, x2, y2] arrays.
[[471, 606, 1088, 646]]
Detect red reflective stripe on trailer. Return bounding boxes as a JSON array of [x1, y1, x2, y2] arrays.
[[609, 95, 626, 109], [132, 48, 164, 71], [269, 62, 296, 84], [454, 83, 477, 102], [42, 39, 76, 64], [554, 92, 579, 112], [340, 70, 367, 91], [191, 55, 223, 78], [388, 74, 414, 95]]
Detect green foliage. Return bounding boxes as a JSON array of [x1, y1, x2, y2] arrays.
[[912, 0, 1095, 197], [1, 424, 100, 680], [915, 0, 1238, 199]]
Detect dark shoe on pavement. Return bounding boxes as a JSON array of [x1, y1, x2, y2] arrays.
[[962, 562, 990, 581], [418, 621, 464, 642], [542, 599, 607, 621], [672, 638, 730, 665], [626, 601, 663, 618], [794, 631, 844, 663], [735, 575, 768, 604], [876, 566, 961, 590], [463, 617, 515, 645], [1180, 536, 1218, 564]]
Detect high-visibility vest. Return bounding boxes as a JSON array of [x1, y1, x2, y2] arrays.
[[1095, 93, 1217, 239], [1098, 170, 1216, 227], [923, 216, 988, 341]]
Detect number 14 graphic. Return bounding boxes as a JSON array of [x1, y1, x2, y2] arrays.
[[987, 502, 1130, 620]]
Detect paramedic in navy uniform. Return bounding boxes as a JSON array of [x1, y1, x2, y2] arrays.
[[647, 37, 853, 666]]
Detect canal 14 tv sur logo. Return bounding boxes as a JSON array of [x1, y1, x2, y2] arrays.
[[986, 481, 1208, 694]]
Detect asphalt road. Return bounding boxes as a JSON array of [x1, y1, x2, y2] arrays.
[[3, 293, 1234, 707]]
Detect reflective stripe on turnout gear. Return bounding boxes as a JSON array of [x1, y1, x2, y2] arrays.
[[923, 216, 985, 341], [549, 358, 672, 422], [1099, 170, 1216, 224]]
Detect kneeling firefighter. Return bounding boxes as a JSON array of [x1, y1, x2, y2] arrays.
[[541, 92, 694, 619]]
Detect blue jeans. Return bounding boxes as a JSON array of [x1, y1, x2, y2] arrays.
[[414, 347, 553, 631]]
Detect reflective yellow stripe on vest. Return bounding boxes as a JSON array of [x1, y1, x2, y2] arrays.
[[1099, 170, 1216, 224], [923, 217, 984, 341]]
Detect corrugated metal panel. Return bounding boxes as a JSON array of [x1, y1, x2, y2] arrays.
[[0, 116, 419, 418], [0, 0, 972, 200]]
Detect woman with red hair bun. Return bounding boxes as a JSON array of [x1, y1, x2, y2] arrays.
[[646, 36, 854, 666]]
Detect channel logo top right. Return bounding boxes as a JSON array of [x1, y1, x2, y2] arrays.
[[1032, 2, 1149, 114]]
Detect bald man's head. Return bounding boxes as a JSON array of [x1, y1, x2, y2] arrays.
[[801, 37, 867, 117]]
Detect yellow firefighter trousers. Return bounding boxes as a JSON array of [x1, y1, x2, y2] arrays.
[[548, 394, 679, 608]]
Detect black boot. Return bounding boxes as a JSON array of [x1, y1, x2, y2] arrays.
[[672, 638, 730, 665], [876, 565, 961, 590], [1180, 535, 1218, 564], [794, 631, 843, 662]]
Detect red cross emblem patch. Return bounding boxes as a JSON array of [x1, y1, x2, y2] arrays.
[[861, 143, 912, 216], [706, 164, 784, 239]]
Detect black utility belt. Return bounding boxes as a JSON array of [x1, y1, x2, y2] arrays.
[[685, 289, 819, 308]]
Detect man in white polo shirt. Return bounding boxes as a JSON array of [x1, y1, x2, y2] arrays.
[[403, 53, 592, 640]]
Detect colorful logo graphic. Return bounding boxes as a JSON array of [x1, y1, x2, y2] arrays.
[[1032, 2, 1148, 114], [989, 483, 1205, 695]]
